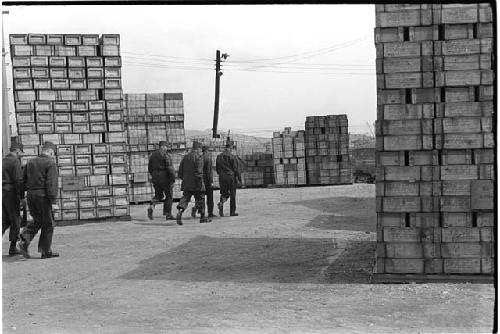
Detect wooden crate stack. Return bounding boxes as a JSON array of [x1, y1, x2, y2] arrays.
[[124, 93, 186, 202], [305, 115, 352, 185], [374, 4, 494, 277], [241, 153, 274, 187], [272, 128, 306, 185], [10, 33, 130, 221]]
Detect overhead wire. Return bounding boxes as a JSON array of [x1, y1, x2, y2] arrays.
[[119, 34, 375, 75]]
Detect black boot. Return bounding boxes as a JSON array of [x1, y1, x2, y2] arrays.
[[191, 207, 197, 218], [17, 240, 30, 259], [176, 209, 183, 225], [8, 242, 20, 256], [217, 202, 224, 217], [147, 205, 154, 220], [41, 251, 59, 259], [230, 212, 239, 217], [200, 215, 212, 223]]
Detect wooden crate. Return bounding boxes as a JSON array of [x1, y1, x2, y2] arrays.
[[97, 207, 113, 218], [52, 79, 69, 89], [12, 56, 31, 67], [82, 34, 99, 45], [49, 56, 67, 67], [88, 175, 109, 187], [93, 165, 110, 175], [79, 208, 97, 220], [62, 209, 79, 221], [64, 34, 82, 46], [376, 9, 432, 28], [16, 112, 35, 124], [92, 143, 109, 154], [75, 165, 92, 176], [54, 45, 76, 57], [113, 206, 130, 217]]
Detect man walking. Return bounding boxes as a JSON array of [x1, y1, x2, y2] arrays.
[[216, 141, 241, 217], [148, 140, 176, 220], [18, 141, 59, 259], [2, 142, 25, 256], [191, 145, 215, 219], [176, 141, 211, 225]]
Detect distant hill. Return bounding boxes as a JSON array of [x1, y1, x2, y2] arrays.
[[185, 129, 272, 154], [350, 133, 375, 149]]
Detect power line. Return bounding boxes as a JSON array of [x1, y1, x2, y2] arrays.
[[230, 35, 370, 63], [122, 53, 375, 70], [121, 51, 212, 62]]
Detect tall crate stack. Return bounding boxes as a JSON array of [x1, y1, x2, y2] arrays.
[[305, 115, 352, 185], [272, 128, 306, 185], [124, 93, 187, 203], [10, 33, 130, 221], [241, 153, 274, 187], [374, 4, 495, 277]]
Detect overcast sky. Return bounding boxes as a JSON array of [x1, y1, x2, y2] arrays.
[[3, 4, 376, 137]]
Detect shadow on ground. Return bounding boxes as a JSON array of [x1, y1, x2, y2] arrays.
[[287, 197, 376, 232], [120, 236, 375, 284]]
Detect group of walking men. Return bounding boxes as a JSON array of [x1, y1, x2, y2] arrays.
[[148, 140, 241, 225], [2, 138, 240, 258], [3, 141, 59, 259]]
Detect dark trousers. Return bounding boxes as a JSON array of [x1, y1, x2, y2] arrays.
[[2, 191, 20, 242], [152, 181, 174, 216], [177, 191, 206, 216], [21, 193, 54, 254], [219, 174, 237, 214], [205, 186, 214, 216]]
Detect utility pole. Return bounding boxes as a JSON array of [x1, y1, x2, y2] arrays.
[[212, 50, 221, 139], [212, 50, 228, 139], [2, 10, 10, 155]]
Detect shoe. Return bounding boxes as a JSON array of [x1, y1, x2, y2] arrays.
[[230, 212, 239, 217], [217, 203, 224, 217], [208, 213, 216, 218], [176, 211, 183, 226], [147, 206, 154, 220], [8, 247, 21, 256], [191, 207, 197, 218], [200, 217, 212, 223], [17, 241, 30, 259], [165, 214, 176, 221], [41, 251, 59, 259]]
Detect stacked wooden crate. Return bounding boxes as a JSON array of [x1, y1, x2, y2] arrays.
[[10, 33, 130, 221], [305, 115, 352, 185], [374, 4, 494, 277], [124, 93, 186, 202], [272, 128, 306, 185], [241, 153, 274, 187]]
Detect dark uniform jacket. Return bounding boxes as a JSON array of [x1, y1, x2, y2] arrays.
[[202, 151, 213, 187], [178, 151, 205, 192], [23, 154, 58, 204], [216, 150, 241, 181], [2, 153, 24, 199], [148, 149, 176, 184]]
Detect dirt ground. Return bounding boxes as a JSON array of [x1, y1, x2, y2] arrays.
[[2, 184, 495, 333]]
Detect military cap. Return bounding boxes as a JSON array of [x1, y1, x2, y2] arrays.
[[159, 140, 169, 146], [192, 141, 202, 150], [41, 141, 57, 152], [10, 141, 23, 152]]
